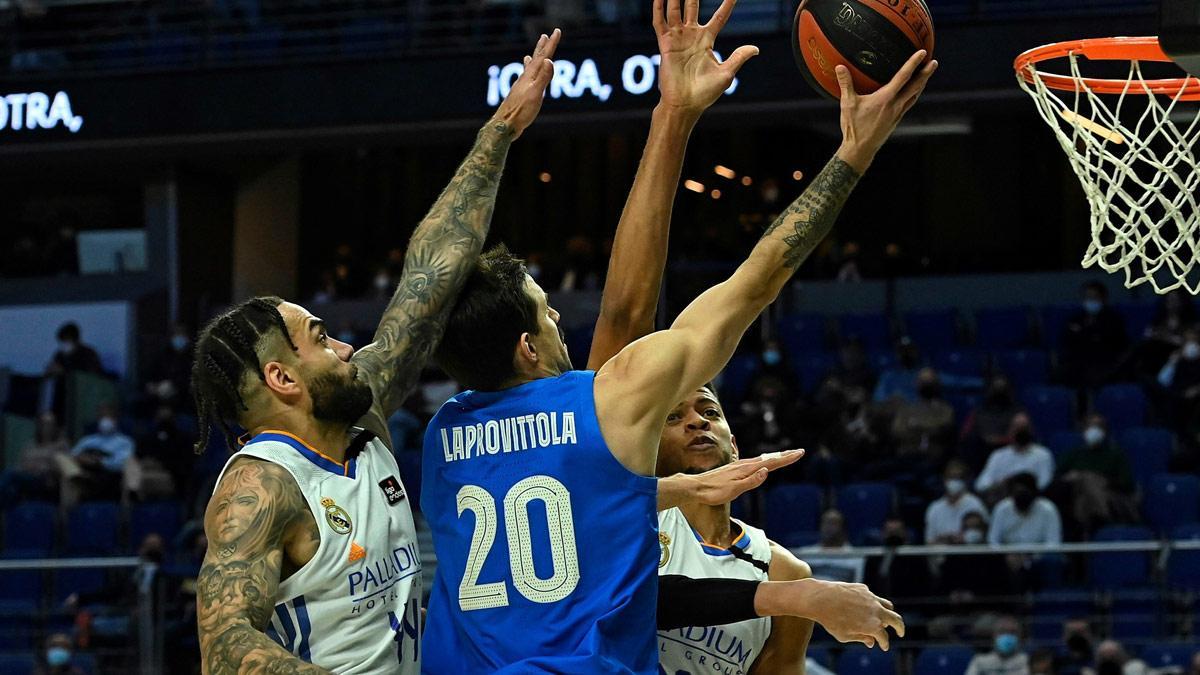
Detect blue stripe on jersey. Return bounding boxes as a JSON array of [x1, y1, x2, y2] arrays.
[[294, 596, 313, 662], [274, 604, 297, 652], [246, 431, 358, 479], [693, 524, 751, 557]]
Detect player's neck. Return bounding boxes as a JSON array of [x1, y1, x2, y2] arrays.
[[680, 502, 734, 548], [250, 414, 353, 463]]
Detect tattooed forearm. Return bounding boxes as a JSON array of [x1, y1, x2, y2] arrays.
[[354, 120, 515, 418], [761, 157, 861, 269], [198, 459, 330, 675]]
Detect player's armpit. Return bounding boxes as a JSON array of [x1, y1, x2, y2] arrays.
[[198, 458, 331, 675], [750, 543, 814, 674]]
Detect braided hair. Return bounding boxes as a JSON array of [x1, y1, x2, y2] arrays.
[[190, 296, 298, 454]]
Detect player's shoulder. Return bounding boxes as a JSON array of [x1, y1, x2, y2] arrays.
[[767, 540, 812, 581]]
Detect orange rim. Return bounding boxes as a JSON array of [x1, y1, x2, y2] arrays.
[[1014, 36, 1200, 99]]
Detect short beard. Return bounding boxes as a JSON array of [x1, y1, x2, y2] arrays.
[[310, 365, 374, 427]]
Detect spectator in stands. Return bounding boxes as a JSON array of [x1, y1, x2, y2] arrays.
[[925, 460, 989, 544], [873, 337, 922, 402], [33, 633, 85, 675], [835, 241, 863, 282], [1029, 648, 1056, 675], [143, 323, 193, 410], [938, 511, 1014, 603], [1189, 651, 1200, 675], [960, 375, 1024, 470], [975, 413, 1055, 502], [0, 411, 68, 502], [43, 322, 104, 417], [1063, 618, 1097, 674], [1138, 289, 1196, 376], [1084, 639, 1150, 675], [66, 534, 165, 646], [1154, 326, 1200, 434], [1055, 414, 1137, 536], [1059, 281, 1129, 388], [865, 516, 932, 601], [737, 340, 800, 456], [965, 615, 1030, 675], [890, 367, 955, 464], [989, 473, 1062, 546], [829, 338, 876, 400], [130, 404, 188, 499], [801, 509, 864, 583], [559, 234, 599, 291], [57, 401, 133, 505]]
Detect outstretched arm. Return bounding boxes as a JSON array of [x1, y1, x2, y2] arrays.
[[596, 53, 937, 475], [352, 31, 562, 432], [751, 544, 815, 673], [587, 0, 758, 369], [197, 459, 330, 675]]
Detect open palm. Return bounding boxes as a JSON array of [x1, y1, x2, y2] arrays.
[[653, 0, 758, 113]]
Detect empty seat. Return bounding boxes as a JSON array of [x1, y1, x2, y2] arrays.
[[1090, 526, 1155, 588], [1038, 304, 1078, 350], [993, 349, 1050, 388], [765, 485, 823, 547], [4, 502, 56, 556], [838, 314, 893, 353], [1140, 643, 1200, 671], [1120, 427, 1173, 489], [54, 568, 108, 604], [913, 646, 974, 675], [836, 483, 895, 540], [394, 452, 422, 514], [1046, 430, 1084, 458], [0, 600, 37, 650], [0, 551, 43, 606], [129, 502, 183, 552], [793, 354, 835, 393], [1114, 303, 1158, 342], [974, 307, 1032, 350], [1095, 384, 1148, 432], [836, 645, 896, 675], [778, 313, 827, 355], [932, 349, 987, 379], [66, 502, 120, 556], [903, 310, 960, 351], [1168, 524, 1200, 590], [1144, 474, 1200, 533], [1021, 385, 1076, 435], [0, 654, 36, 675], [717, 353, 760, 407]]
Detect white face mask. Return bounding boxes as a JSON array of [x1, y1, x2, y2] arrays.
[[97, 417, 117, 434], [1084, 425, 1106, 447], [1185, 342, 1200, 360], [944, 479, 966, 497], [963, 529, 985, 545]]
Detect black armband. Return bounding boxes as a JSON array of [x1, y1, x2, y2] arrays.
[[656, 575, 761, 630]]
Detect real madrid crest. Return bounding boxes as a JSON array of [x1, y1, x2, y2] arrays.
[[658, 532, 671, 568], [321, 497, 353, 535]]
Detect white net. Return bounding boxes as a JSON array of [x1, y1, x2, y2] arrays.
[[1017, 53, 1200, 294]]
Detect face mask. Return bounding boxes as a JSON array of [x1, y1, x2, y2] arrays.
[[97, 417, 117, 434], [46, 647, 71, 667], [995, 633, 1019, 656], [944, 479, 965, 496], [1084, 425, 1105, 447], [963, 528, 985, 545], [170, 335, 189, 352], [1013, 429, 1033, 446], [763, 349, 782, 366], [1185, 342, 1200, 360], [1083, 299, 1103, 315], [58, 340, 76, 355]]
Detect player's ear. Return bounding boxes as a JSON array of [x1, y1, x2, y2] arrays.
[[516, 332, 538, 365], [730, 434, 740, 461], [262, 361, 300, 398]]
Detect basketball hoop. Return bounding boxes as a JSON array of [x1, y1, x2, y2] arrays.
[[1015, 36, 1200, 294]]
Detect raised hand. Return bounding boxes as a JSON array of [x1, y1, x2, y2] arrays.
[[688, 450, 804, 506], [493, 29, 562, 140], [836, 49, 938, 172], [794, 580, 905, 651], [653, 0, 759, 115]]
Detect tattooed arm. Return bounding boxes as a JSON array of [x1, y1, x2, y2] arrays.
[[594, 51, 937, 475], [351, 31, 562, 434], [197, 458, 329, 675]]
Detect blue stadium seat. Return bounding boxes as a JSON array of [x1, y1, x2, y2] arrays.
[[932, 349, 987, 379], [993, 349, 1049, 388], [0, 551, 43, 605], [836, 483, 895, 540], [1021, 385, 1075, 435], [793, 354, 835, 393], [129, 501, 183, 552], [1114, 303, 1158, 342], [0, 654, 36, 675], [1144, 474, 1200, 533], [778, 313, 827, 356], [806, 646, 832, 668], [3, 502, 57, 556], [564, 324, 594, 368], [1095, 384, 1148, 432], [717, 353, 760, 407], [1109, 589, 1163, 641], [394, 452, 422, 514], [836, 646, 896, 675], [1120, 427, 1173, 489], [1039, 305, 1078, 350], [974, 307, 1032, 350], [66, 502, 120, 556], [765, 485, 823, 547], [339, 19, 398, 56], [944, 393, 979, 427], [913, 646, 974, 675], [1046, 430, 1084, 458], [1032, 590, 1094, 618], [838, 314, 893, 353], [1141, 643, 1200, 671], [1168, 524, 1200, 590], [903, 310, 960, 351], [0, 600, 36, 650], [54, 568, 108, 604], [1090, 526, 1155, 588], [72, 652, 98, 675]]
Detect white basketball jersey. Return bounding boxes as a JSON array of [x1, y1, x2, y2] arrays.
[[656, 508, 772, 675], [214, 429, 422, 675]]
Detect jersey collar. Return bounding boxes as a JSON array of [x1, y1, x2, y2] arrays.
[[243, 428, 364, 479], [692, 521, 751, 557]]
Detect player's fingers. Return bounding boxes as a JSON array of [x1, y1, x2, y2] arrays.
[[706, 0, 737, 33], [835, 64, 856, 102], [758, 448, 805, 472], [524, 55, 531, 65], [882, 608, 905, 637], [652, 0, 666, 33], [858, 635, 876, 649], [720, 44, 759, 76], [542, 28, 562, 60], [684, 0, 699, 24], [537, 58, 554, 85], [874, 594, 894, 611], [667, 0, 682, 25], [875, 627, 890, 652], [881, 49, 926, 96], [900, 59, 938, 109]]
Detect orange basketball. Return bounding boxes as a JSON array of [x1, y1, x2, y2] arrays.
[[792, 0, 935, 99]]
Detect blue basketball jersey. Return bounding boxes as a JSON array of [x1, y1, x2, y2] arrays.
[[421, 370, 659, 674]]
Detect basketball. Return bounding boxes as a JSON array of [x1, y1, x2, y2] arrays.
[[792, 0, 936, 99]]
